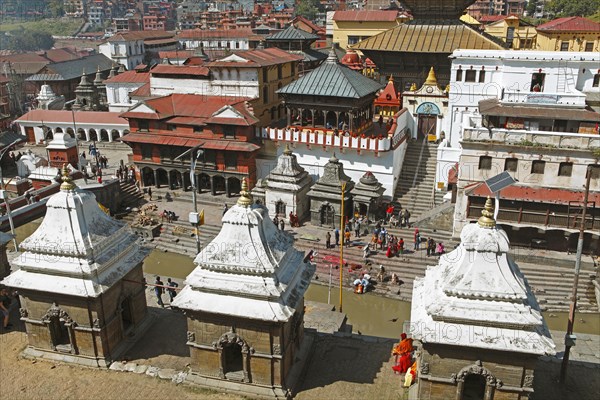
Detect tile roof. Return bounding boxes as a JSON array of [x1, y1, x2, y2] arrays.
[[0, 130, 26, 149], [39, 48, 82, 63], [277, 51, 383, 99], [536, 16, 600, 32], [106, 31, 175, 42], [291, 15, 324, 34], [178, 29, 254, 39], [158, 50, 196, 59], [333, 10, 399, 22], [103, 70, 151, 84], [354, 20, 505, 53], [15, 110, 129, 126], [151, 64, 210, 76], [120, 133, 260, 152], [208, 48, 303, 68], [401, 0, 475, 19], [26, 54, 114, 82], [266, 25, 318, 41], [478, 15, 507, 24], [120, 94, 257, 126], [129, 82, 151, 97]]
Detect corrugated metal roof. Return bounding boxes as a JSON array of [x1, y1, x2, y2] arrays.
[[266, 26, 318, 41], [277, 51, 383, 99], [469, 183, 600, 205], [479, 98, 600, 122], [333, 10, 399, 22], [354, 21, 505, 53], [26, 54, 114, 82]]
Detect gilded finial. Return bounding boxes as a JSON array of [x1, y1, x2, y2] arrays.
[[444, 84, 450, 94], [409, 82, 417, 91], [477, 196, 496, 228], [424, 66, 438, 86], [284, 143, 292, 155], [237, 178, 253, 207], [388, 74, 394, 82], [60, 164, 76, 191]]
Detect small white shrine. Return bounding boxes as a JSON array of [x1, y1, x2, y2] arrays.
[[411, 197, 555, 400], [2, 166, 151, 367], [36, 84, 65, 110], [172, 179, 315, 398], [264, 144, 313, 222]]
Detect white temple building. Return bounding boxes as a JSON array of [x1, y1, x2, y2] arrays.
[[172, 179, 315, 398], [262, 144, 313, 222], [410, 197, 555, 399], [2, 166, 151, 366]]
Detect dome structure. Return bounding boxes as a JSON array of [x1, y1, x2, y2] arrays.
[[411, 197, 555, 355]]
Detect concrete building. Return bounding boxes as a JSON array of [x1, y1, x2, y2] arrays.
[[411, 198, 556, 399], [177, 29, 254, 52], [103, 66, 151, 112], [99, 32, 178, 71], [535, 16, 600, 52], [444, 50, 600, 253], [172, 183, 315, 398], [332, 10, 403, 49], [1, 167, 151, 367]]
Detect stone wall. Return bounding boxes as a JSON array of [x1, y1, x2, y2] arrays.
[[418, 344, 537, 400]]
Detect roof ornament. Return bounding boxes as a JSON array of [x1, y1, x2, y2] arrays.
[[388, 74, 394, 82], [409, 82, 417, 91], [237, 178, 253, 207], [326, 48, 338, 64], [60, 164, 76, 192], [477, 196, 496, 229], [283, 143, 292, 155], [424, 66, 438, 86], [329, 152, 338, 162]]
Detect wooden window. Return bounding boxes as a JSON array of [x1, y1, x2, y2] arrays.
[[585, 42, 594, 52], [141, 144, 153, 160], [465, 70, 476, 82], [560, 41, 569, 51], [224, 152, 237, 169], [138, 120, 149, 132], [478, 156, 492, 170], [291, 62, 295, 76], [558, 162, 573, 177], [593, 74, 600, 88], [223, 125, 236, 138], [456, 68, 463, 81], [478, 70, 486, 83], [277, 65, 282, 80], [531, 160, 546, 174], [193, 126, 203, 133], [204, 149, 216, 165], [262, 68, 268, 83], [262, 86, 269, 104], [504, 158, 518, 172], [589, 165, 600, 179]]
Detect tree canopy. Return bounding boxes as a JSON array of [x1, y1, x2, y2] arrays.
[[0, 29, 55, 51], [547, 0, 600, 17], [295, 0, 321, 21]]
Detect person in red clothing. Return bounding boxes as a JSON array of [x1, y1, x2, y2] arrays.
[[386, 204, 394, 222], [392, 333, 414, 374]]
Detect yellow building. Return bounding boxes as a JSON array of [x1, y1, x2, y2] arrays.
[[483, 15, 538, 49], [332, 10, 407, 50], [535, 16, 600, 52]]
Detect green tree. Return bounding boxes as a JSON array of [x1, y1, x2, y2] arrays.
[[526, 0, 538, 16], [47, 0, 64, 18], [0, 29, 55, 51], [295, 0, 321, 21], [547, 0, 600, 17]]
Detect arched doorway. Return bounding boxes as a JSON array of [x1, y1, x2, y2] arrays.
[[213, 175, 226, 195], [356, 203, 368, 217], [156, 169, 168, 187], [217, 332, 251, 383], [227, 177, 241, 196], [275, 200, 286, 216], [55, 127, 63, 133], [199, 173, 211, 192], [122, 129, 130, 136], [100, 129, 109, 142], [416, 102, 440, 140], [462, 374, 486, 400], [44, 128, 54, 141], [111, 129, 120, 140], [89, 129, 98, 141], [77, 128, 86, 141], [141, 167, 154, 186], [66, 127, 75, 137], [320, 203, 335, 227]]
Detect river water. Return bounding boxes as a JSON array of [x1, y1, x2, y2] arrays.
[[11, 220, 600, 339]]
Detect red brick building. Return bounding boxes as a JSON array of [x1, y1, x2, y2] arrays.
[[120, 93, 261, 197]]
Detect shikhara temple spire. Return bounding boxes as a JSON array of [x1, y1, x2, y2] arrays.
[[60, 164, 76, 191], [477, 196, 496, 228], [424, 66, 438, 86], [237, 178, 253, 207]]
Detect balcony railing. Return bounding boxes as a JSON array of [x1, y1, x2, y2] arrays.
[[501, 90, 587, 107], [261, 127, 401, 152], [463, 127, 600, 150]]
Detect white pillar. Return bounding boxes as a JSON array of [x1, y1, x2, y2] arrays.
[[85, 129, 90, 142], [108, 130, 113, 142]]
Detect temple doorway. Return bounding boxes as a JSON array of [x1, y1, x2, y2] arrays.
[[49, 317, 71, 352], [356, 203, 368, 217], [223, 343, 244, 381], [275, 200, 286, 216], [320, 204, 335, 227], [120, 297, 133, 333], [418, 115, 436, 139], [462, 374, 486, 400]]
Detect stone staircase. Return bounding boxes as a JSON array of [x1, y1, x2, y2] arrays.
[[132, 216, 598, 313], [394, 138, 440, 221], [118, 181, 147, 210]]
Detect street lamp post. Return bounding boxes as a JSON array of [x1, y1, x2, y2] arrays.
[[0, 138, 24, 251], [64, 99, 87, 183]]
